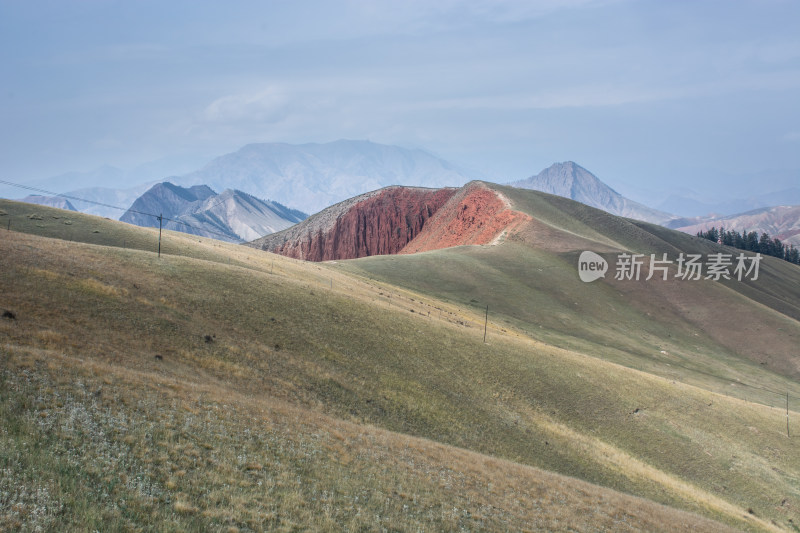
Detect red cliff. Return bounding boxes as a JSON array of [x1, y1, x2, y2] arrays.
[[248, 182, 530, 261], [250, 187, 457, 261]]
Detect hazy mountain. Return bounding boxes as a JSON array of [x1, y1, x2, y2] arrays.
[[173, 140, 483, 214], [21, 195, 77, 211], [121, 182, 306, 242], [4, 155, 209, 197], [0, 155, 210, 218], [64, 182, 160, 219], [657, 187, 800, 218], [669, 205, 800, 246], [28, 165, 127, 194], [508, 162, 676, 225]]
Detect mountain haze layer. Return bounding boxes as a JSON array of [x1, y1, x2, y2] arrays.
[[508, 162, 676, 224], [174, 140, 483, 214], [65, 182, 159, 219], [21, 195, 77, 211]]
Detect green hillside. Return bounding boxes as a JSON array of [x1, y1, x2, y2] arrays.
[[344, 185, 800, 398], [1, 198, 798, 531]]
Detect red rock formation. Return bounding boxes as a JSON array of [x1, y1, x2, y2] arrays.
[[400, 183, 532, 254], [249, 182, 532, 261], [253, 187, 456, 261]]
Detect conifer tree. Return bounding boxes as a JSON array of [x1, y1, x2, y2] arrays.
[[746, 231, 759, 252], [759, 233, 772, 256]]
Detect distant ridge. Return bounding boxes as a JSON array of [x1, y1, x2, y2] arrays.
[[21, 195, 77, 211], [508, 162, 676, 224], [121, 182, 306, 242], [669, 204, 800, 246]]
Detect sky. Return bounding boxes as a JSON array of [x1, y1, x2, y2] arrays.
[[1, 0, 799, 204]]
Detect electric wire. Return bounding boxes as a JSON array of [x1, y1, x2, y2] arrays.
[[1, 178, 797, 404], [0, 179, 243, 242]]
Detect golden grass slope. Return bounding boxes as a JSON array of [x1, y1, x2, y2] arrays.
[[1, 199, 798, 531]]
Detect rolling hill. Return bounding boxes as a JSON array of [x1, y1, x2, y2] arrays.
[[1, 193, 799, 532]]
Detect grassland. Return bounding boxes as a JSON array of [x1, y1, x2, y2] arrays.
[[1, 199, 799, 531]]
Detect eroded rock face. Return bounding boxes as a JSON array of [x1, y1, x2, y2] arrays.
[[401, 183, 531, 254], [256, 187, 457, 261], [250, 182, 532, 261]]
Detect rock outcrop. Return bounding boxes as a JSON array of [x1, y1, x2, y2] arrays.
[[401, 182, 531, 254], [250, 186, 456, 261], [249, 182, 532, 261]]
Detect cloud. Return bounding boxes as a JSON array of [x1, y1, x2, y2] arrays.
[[202, 87, 290, 124]]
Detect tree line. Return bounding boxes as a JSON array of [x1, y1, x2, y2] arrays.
[[696, 227, 800, 265]]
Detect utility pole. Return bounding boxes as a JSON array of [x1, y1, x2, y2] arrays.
[[483, 304, 489, 343], [788, 391, 791, 438], [157, 213, 163, 258]]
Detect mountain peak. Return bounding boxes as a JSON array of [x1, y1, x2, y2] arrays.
[[173, 140, 482, 214], [120, 182, 307, 242], [508, 162, 674, 224]]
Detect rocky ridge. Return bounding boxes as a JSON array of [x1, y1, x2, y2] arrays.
[[248, 181, 531, 261], [121, 182, 306, 242]]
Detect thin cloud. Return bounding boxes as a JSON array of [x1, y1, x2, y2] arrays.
[[202, 87, 290, 124]]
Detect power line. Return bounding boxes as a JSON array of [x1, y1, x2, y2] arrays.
[[2, 179, 796, 405], [0, 178, 243, 242]]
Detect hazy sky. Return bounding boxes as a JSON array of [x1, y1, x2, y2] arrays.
[[2, 0, 799, 198]]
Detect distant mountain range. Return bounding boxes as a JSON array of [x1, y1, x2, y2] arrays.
[[171, 140, 482, 214], [0, 155, 208, 212], [8, 140, 798, 244], [120, 182, 306, 243], [668, 205, 800, 246], [66, 182, 159, 219], [507, 161, 677, 225]]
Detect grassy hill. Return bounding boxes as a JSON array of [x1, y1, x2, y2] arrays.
[[1, 198, 798, 531]]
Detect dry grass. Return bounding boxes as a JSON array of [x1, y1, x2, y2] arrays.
[[1, 203, 799, 531], [1, 347, 739, 532]]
